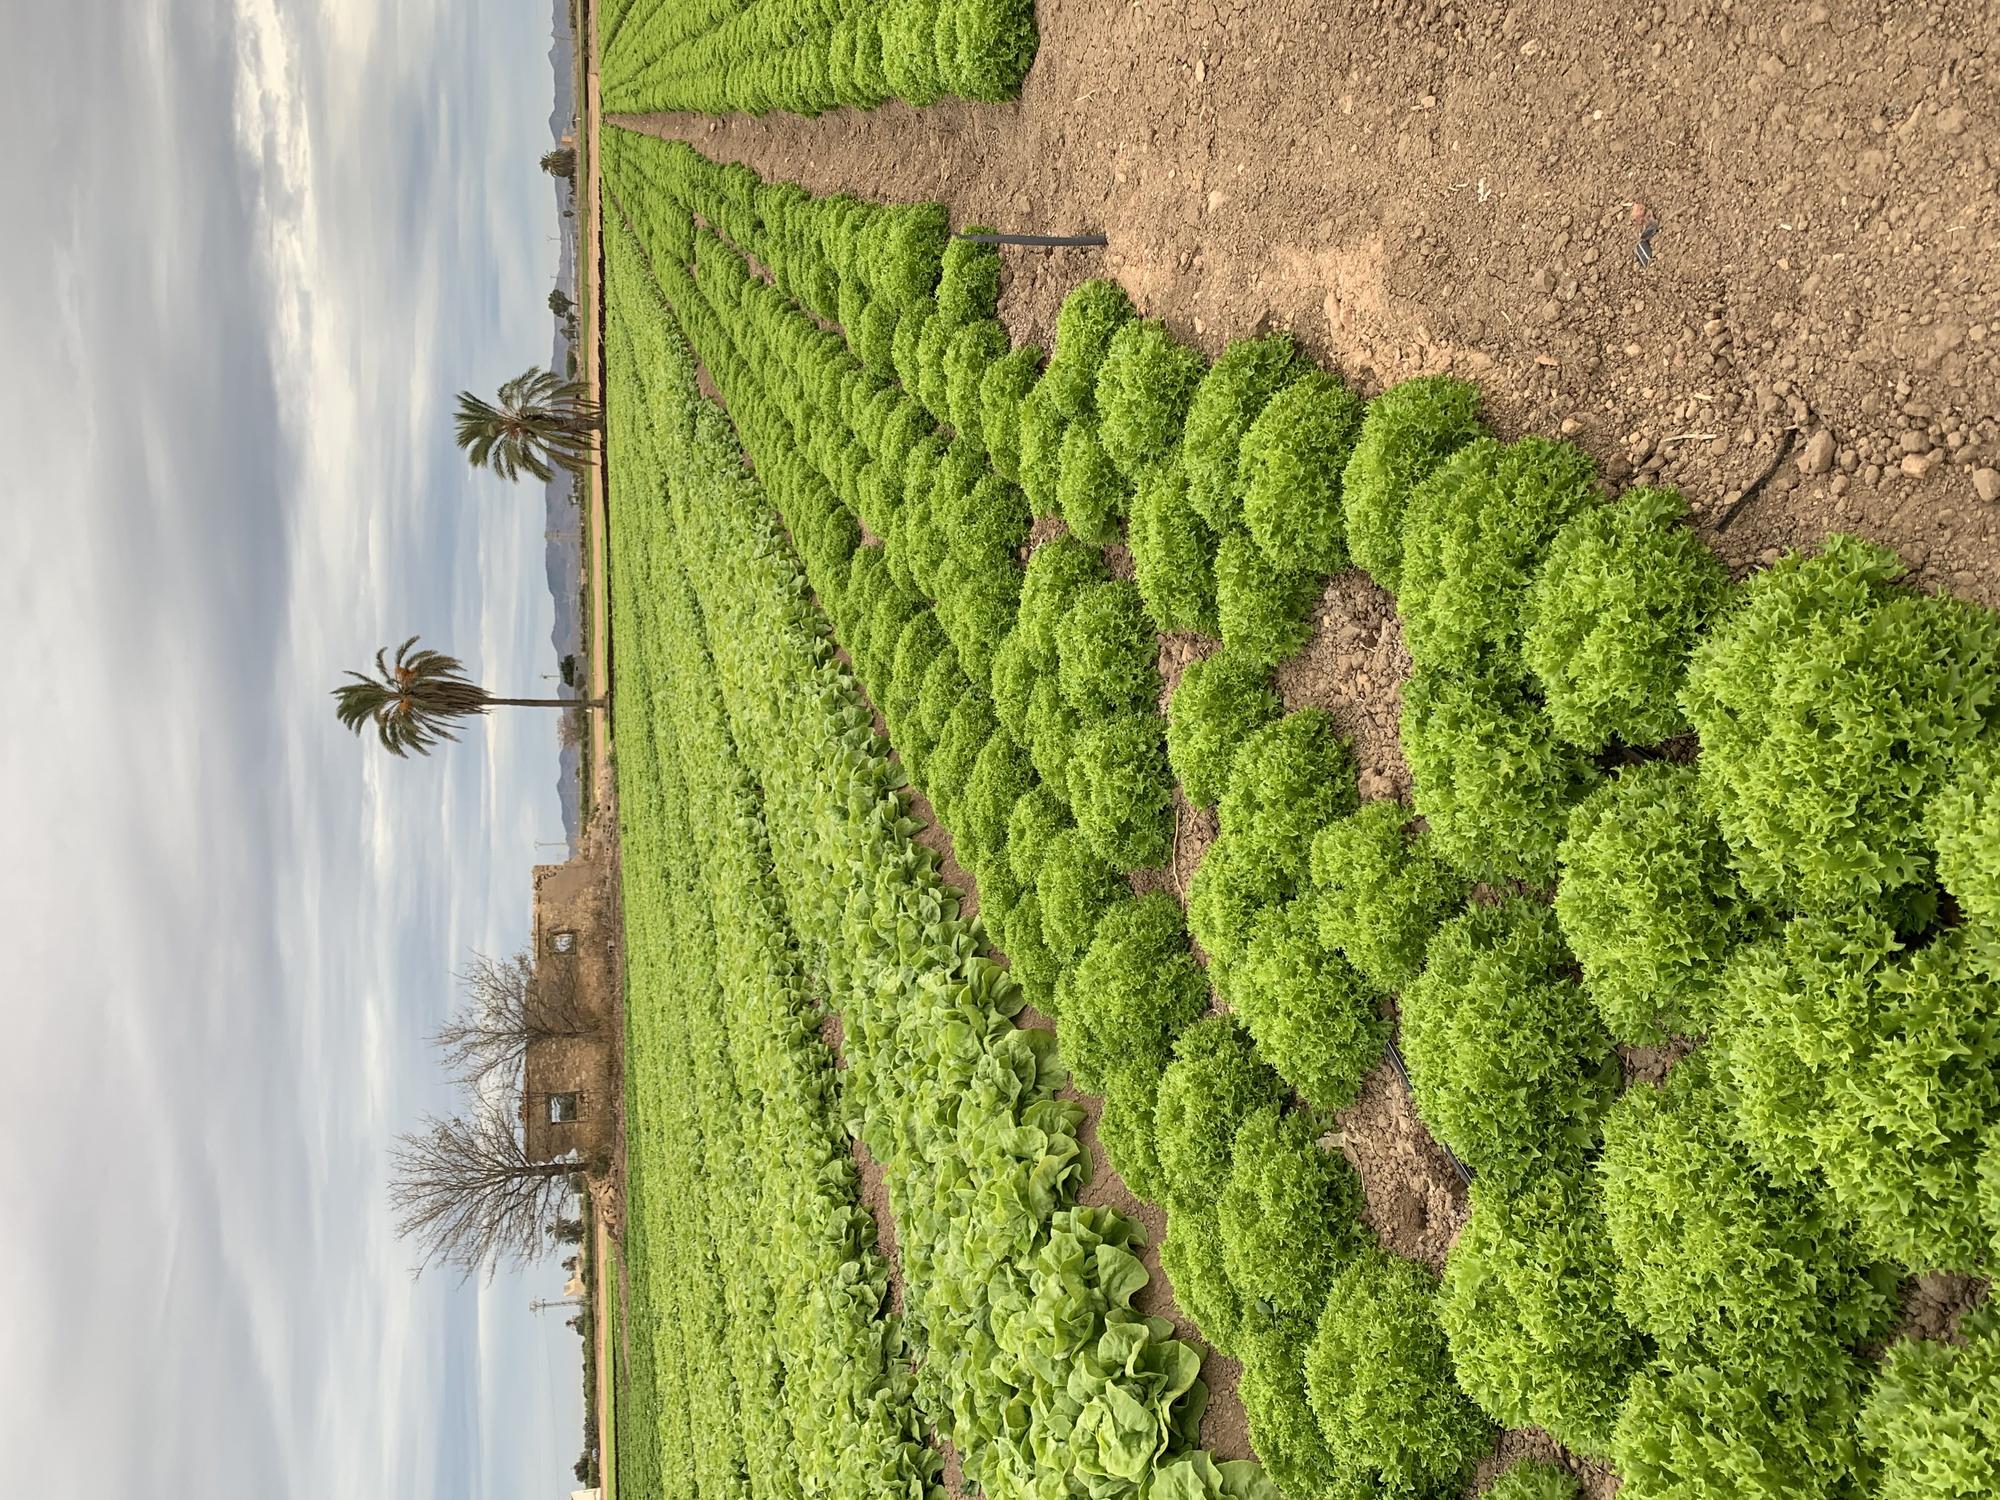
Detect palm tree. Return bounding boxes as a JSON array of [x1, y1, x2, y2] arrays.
[[454, 368, 600, 483], [540, 146, 576, 180], [333, 636, 605, 758]]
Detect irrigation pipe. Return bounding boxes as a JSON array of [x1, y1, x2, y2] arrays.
[[953, 231, 1109, 247], [1385, 1039, 1475, 1187]]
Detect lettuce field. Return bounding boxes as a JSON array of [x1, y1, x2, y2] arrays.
[[599, 111, 2000, 1500]]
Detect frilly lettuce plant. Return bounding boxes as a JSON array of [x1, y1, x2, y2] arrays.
[[1058, 419, 1134, 546], [990, 626, 1043, 737], [927, 694, 997, 822], [1303, 1247, 1494, 1499], [1037, 825, 1125, 964], [1044, 279, 1136, 418], [1523, 487, 1730, 749], [1018, 533, 1110, 659], [853, 293, 902, 375], [1610, 1352, 1868, 1500], [1219, 1107, 1366, 1321], [1397, 436, 1601, 676], [1440, 1171, 1645, 1457], [934, 229, 1001, 326], [945, 318, 1011, 443], [1215, 525, 1319, 669], [1152, 1016, 1288, 1210], [1597, 1052, 1896, 1384], [1070, 711, 1175, 872], [1160, 1208, 1249, 1355], [1100, 1065, 1171, 1203], [1186, 830, 1279, 1002], [893, 298, 938, 393], [1340, 374, 1486, 593], [959, 730, 1035, 871], [1309, 801, 1469, 994], [1129, 461, 1221, 636], [1022, 674, 1081, 805], [1166, 647, 1280, 811], [1716, 910, 2000, 1272], [1234, 1316, 1345, 1500], [1182, 333, 1311, 530], [1063, 893, 1211, 1092], [1681, 533, 2000, 911], [1006, 782, 1074, 887], [1001, 889, 1063, 1014], [1233, 899, 1387, 1113], [1402, 664, 1596, 885], [1096, 318, 1208, 477], [943, 0, 1040, 104], [880, 0, 950, 105], [1861, 1308, 2000, 1500], [979, 343, 1045, 483], [1057, 579, 1163, 717], [887, 610, 949, 733], [1482, 1461, 1581, 1500], [1555, 762, 1751, 1045], [1400, 897, 1619, 1189], [1928, 737, 2000, 956], [1017, 377, 1069, 517], [914, 305, 958, 420], [1239, 371, 1368, 577], [1218, 708, 1358, 879]]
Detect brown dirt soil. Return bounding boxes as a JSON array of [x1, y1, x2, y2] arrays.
[[852, 1135, 908, 1318], [616, 0, 2000, 609], [1330, 1053, 1471, 1272], [1276, 571, 1414, 801], [1891, 1270, 1992, 1345], [1618, 1035, 1700, 1088]]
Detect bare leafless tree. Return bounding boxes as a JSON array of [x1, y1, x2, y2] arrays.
[[430, 948, 596, 1092], [389, 1104, 594, 1278]]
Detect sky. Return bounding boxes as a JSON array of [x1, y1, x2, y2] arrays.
[[0, 1, 586, 1494]]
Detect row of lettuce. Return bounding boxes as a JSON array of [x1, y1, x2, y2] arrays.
[[609, 270, 941, 1500], [600, 0, 1038, 116], [608, 216, 1279, 1500], [605, 127, 2000, 1500]]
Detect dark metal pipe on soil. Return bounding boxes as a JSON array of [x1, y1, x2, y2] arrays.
[[953, 231, 1109, 247], [1386, 1039, 1475, 1187]]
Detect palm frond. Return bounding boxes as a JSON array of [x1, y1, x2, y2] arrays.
[[454, 367, 601, 484], [331, 636, 492, 757]]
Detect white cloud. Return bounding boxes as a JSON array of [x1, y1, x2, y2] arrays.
[[0, 0, 582, 1494]]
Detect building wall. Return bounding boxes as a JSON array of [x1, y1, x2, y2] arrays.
[[532, 859, 617, 1024], [522, 854, 618, 1165], [522, 1034, 615, 1163]]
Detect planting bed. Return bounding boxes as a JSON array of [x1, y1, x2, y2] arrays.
[[615, 0, 2000, 606], [602, 17, 2000, 1500]]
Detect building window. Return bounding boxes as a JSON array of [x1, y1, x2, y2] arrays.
[[548, 930, 576, 955], [547, 1092, 581, 1124]]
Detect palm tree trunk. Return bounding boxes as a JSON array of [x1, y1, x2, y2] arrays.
[[482, 696, 609, 709]]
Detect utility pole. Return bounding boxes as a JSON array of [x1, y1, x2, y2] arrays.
[[530, 1297, 586, 1314]]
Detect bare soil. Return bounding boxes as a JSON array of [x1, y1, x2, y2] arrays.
[[1892, 1269, 1992, 1345], [1331, 1055, 1471, 1272], [618, 0, 2000, 611], [1277, 573, 1413, 802]]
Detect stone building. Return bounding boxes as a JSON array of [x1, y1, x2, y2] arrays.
[[520, 855, 618, 1165]]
